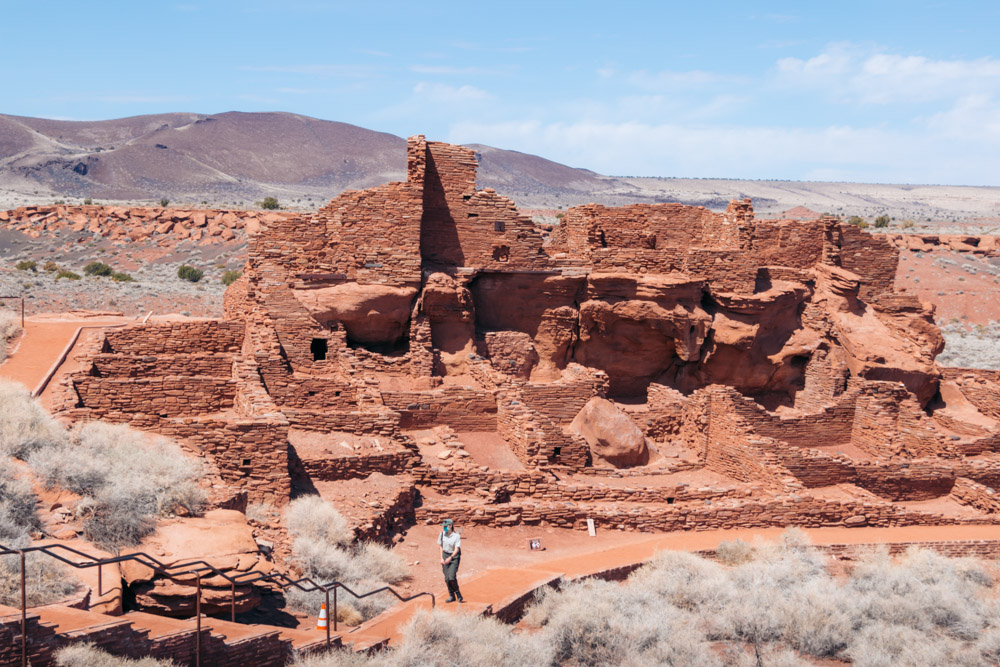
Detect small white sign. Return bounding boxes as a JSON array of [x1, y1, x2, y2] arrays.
[[587, 518, 596, 537]]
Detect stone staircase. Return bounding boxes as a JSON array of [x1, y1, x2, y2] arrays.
[[0, 603, 350, 666]]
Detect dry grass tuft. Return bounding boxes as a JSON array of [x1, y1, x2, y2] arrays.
[[0, 379, 65, 460], [55, 644, 176, 666]]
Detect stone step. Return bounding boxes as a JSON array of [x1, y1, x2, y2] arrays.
[[33, 604, 143, 655]]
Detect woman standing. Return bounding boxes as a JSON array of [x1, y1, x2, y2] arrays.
[[438, 518, 464, 603]]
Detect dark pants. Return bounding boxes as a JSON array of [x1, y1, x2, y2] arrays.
[[442, 553, 462, 599]]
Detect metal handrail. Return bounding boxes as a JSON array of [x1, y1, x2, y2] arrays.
[[0, 540, 434, 667]]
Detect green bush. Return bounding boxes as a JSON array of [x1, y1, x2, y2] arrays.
[[83, 198, 92, 205], [159, 198, 170, 207], [221, 269, 242, 286], [260, 196, 280, 210], [83, 261, 113, 277], [56, 270, 81, 281], [847, 216, 865, 227], [15, 260, 37, 272], [874, 215, 891, 228], [43, 261, 60, 273], [177, 265, 203, 283], [111, 271, 135, 283]]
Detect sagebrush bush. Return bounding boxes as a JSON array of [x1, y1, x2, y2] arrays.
[[386, 611, 553, 667], [0, 380, 66, 459], [0, 310, 21, 362], [285, 495, 408, 622], [55, 644, 176, 666], [29, 421, 204, 550], [0, 460, 40, 542], [716, 539, 755, 566], [0, 551, 80, 606], [286, 495, 352, 546], [55, 269, 81, 280], [15, 260, 36, 271], [221, 269, 242, 286]]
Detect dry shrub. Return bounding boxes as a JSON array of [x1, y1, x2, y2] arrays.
[[0, 551, 80, 606], [527, 576, 720, 666], [384, 610, 553, 667], [0, 460, 40, 542], [285, 495, 408, 623], [29, 421, 204, 550], [716, 539, 755, 566], [286, 495, 352, 546], [0, 310, 20, 362], [0, 379, 65, 459], [55, 644, 176, 666]]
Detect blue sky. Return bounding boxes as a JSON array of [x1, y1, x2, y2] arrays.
[[3, 0, 1000, 184]]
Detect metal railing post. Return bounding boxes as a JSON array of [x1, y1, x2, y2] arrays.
[[325, 588, 331, 648], [195, 574, 202, 667], [333, 586, 338, 633], [231, 580, 236, 622], [20, 550, 27, 667]]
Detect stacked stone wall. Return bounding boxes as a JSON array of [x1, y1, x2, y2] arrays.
[[380, 386, 497, 430], [104, 322, 244, 355]]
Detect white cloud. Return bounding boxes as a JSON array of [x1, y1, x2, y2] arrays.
[[776, 43, 1000, 104]]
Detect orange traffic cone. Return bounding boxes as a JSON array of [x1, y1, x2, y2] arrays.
[[316, 603, 329, 631]]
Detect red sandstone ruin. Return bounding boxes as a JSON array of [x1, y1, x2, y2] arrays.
[[45, 136, 1000, 613]]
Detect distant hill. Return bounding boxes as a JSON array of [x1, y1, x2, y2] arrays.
[[1, 111, 999, 223], [0, 111, 619, 206]]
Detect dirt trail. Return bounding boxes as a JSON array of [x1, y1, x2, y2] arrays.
[[0, 316, 132, 397], [346, 524, 1000, 647]]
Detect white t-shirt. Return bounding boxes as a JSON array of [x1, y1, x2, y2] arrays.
[[437, 530, 461, 555]]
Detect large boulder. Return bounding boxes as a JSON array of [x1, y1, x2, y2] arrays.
[[570, 397, 649, 468]]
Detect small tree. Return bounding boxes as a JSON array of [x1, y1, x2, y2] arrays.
[[177, 265, 204, 283], [159, 198, 170, 207], [221, 269, 242, 286], [874, 215, 890, 228], [260, 197, 280, 210]]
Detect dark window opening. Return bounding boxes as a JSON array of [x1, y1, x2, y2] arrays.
[[241, 458, 252, 467], [598, 230, 608, 248], [307, 390, 316, 396], [334, 391, 341, 397], [494, 220, 505, 232], [667, 497, 674, 505], [492, 245, 510, 262], [311, 338, 328, 361], [553, 446, 562, 458]]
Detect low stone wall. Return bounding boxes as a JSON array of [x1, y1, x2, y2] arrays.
[[92, 353, 234, 378], [417, 495, 996, 533], [381, 386, 497, 430], [74, 376, 236, 417], [283, 408, 403, 439], [952, 477, 1000, 514], [104, 321, 244, 355], [300, 450, 417, 481]]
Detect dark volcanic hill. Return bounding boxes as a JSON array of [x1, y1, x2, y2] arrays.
[[0, 111, 618, 205]]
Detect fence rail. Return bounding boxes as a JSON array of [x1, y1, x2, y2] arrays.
[[0, 540, 433, 667]]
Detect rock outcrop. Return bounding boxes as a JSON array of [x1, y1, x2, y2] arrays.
[[570, 397, 649, 467]]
